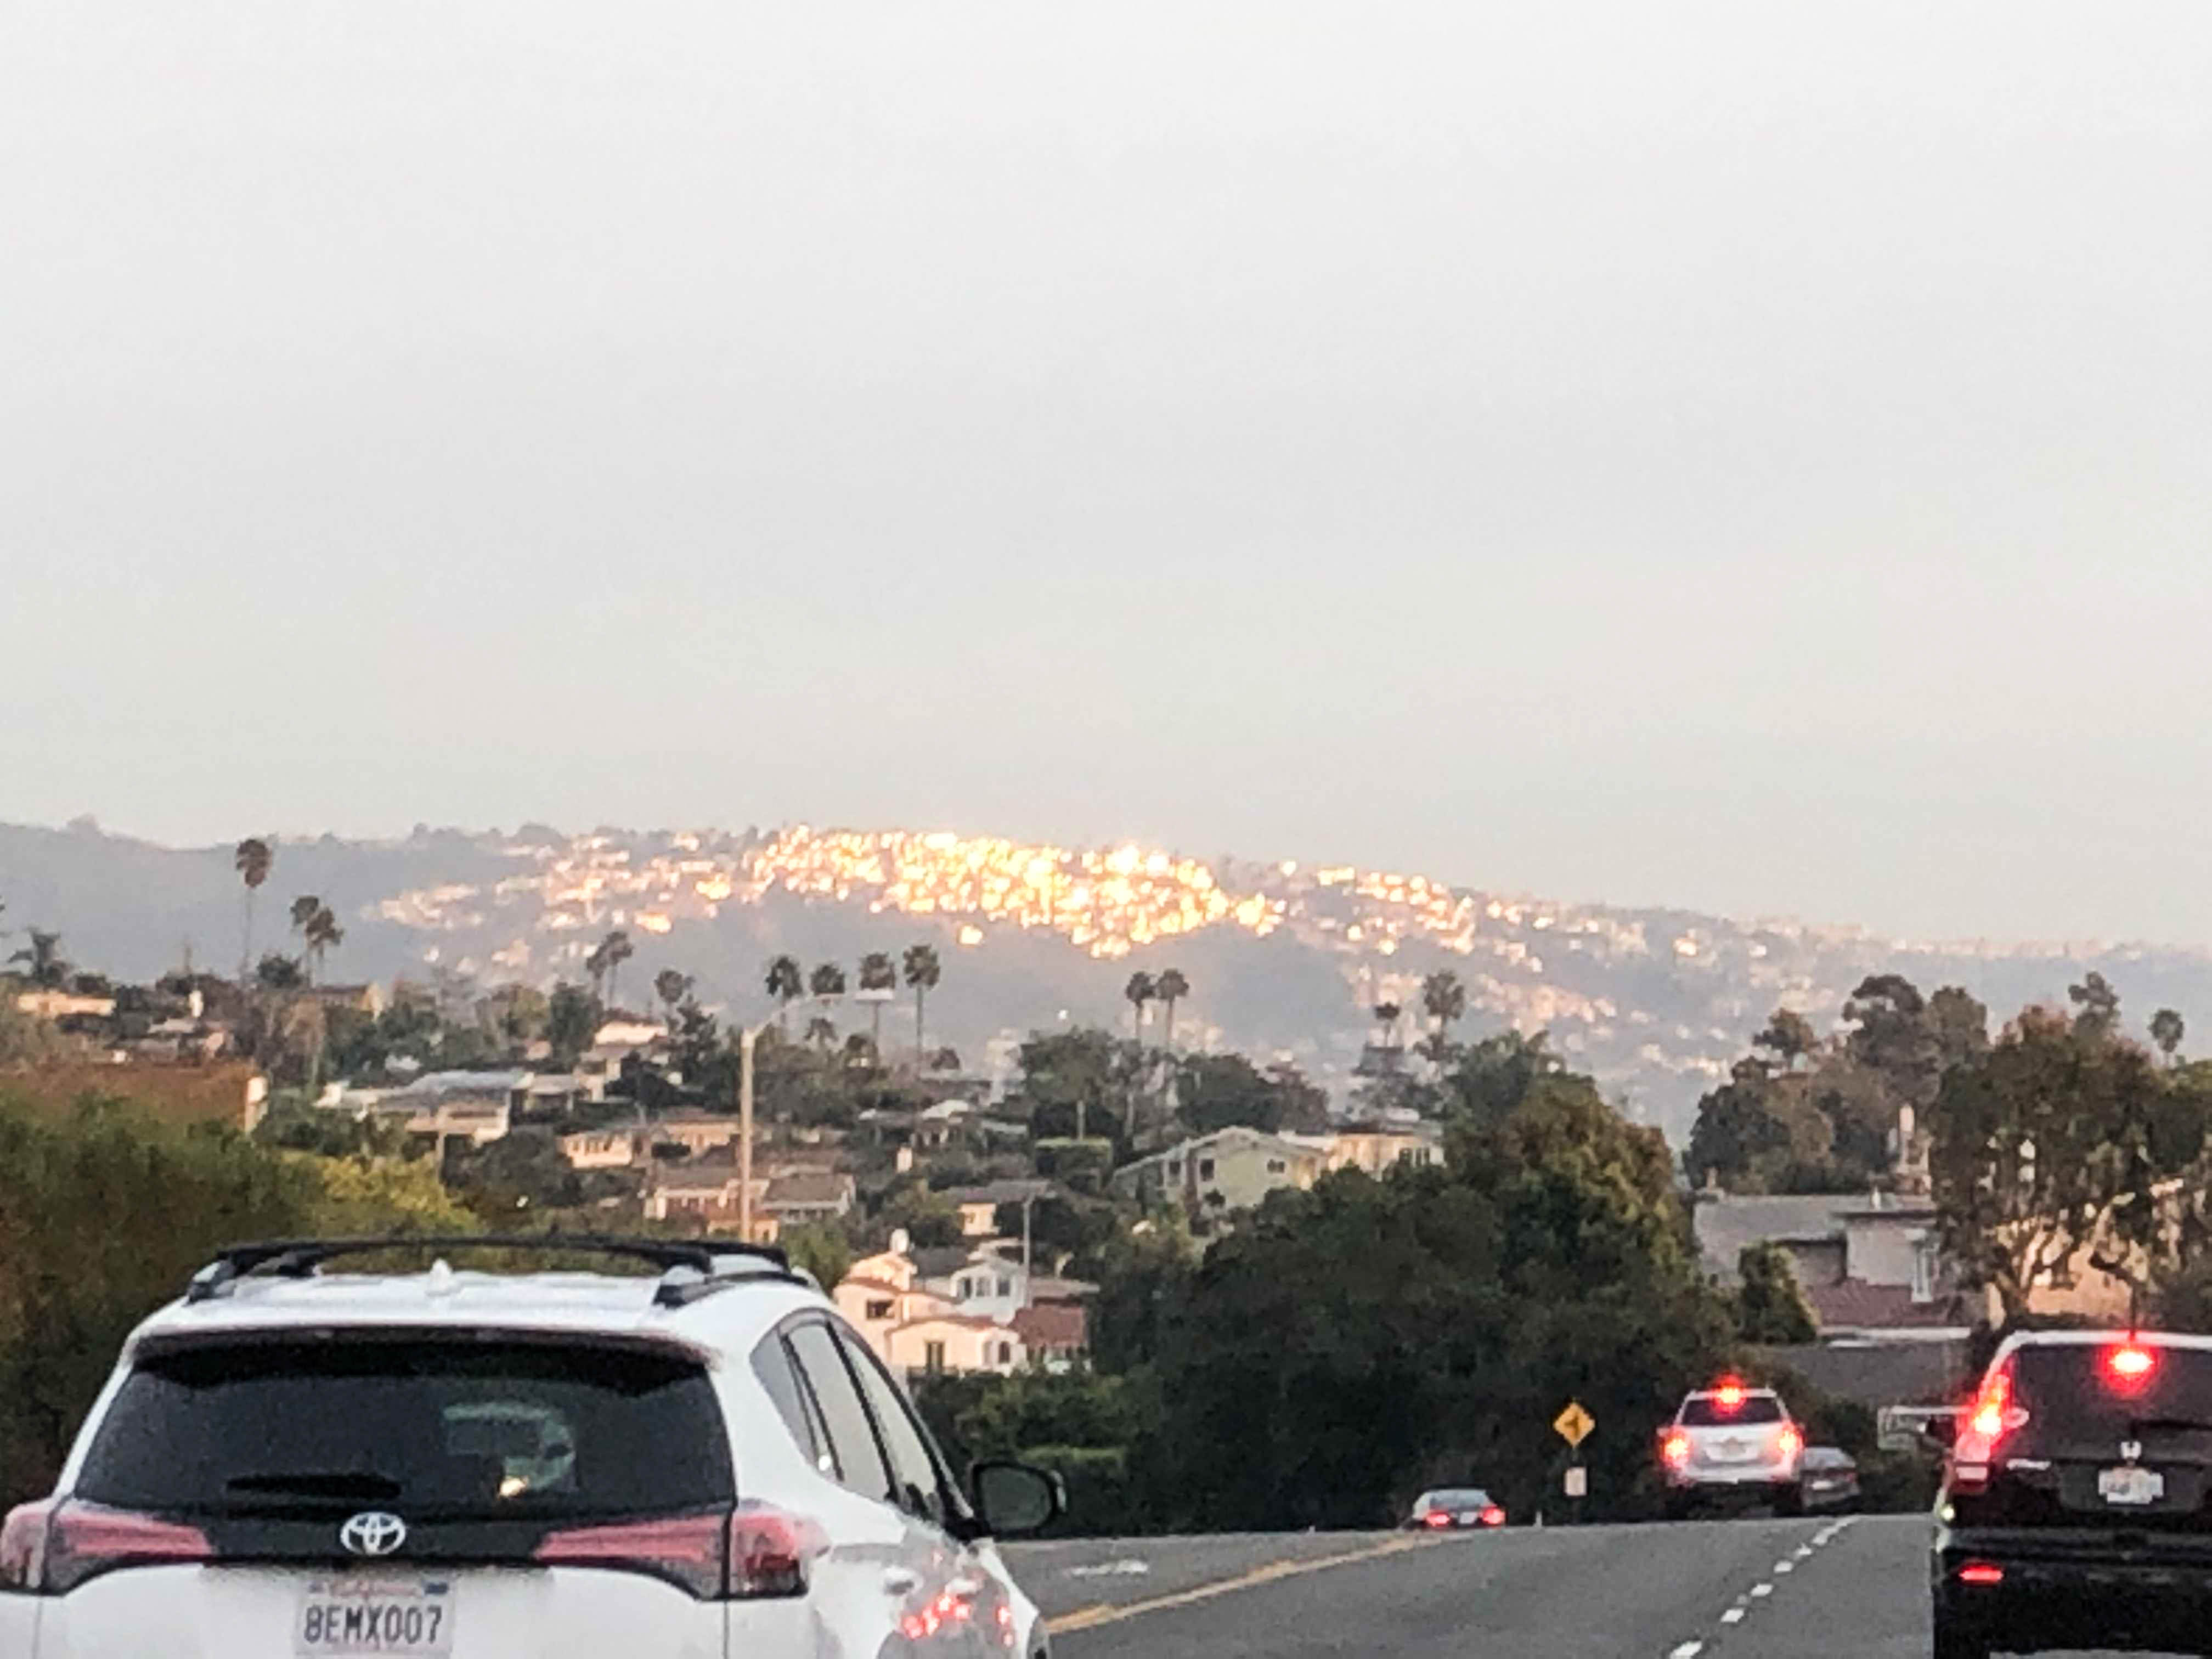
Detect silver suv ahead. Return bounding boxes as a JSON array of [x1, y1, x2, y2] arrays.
[[1658, 1380, 1804, 1516]]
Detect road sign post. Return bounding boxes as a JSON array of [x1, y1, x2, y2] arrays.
[[1553, 1401, 1595, 1524]]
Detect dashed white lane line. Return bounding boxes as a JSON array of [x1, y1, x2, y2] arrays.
[[1660, 1516, 1858, 1657]]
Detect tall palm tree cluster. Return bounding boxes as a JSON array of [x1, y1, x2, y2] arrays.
[[755, 942, 949, 1067], [1121, 967, 1193, 1049]]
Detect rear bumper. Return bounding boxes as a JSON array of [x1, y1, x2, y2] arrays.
[[1936, 1532, 2212, 1651]]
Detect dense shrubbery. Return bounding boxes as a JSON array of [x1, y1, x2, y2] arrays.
[[0, 1092, 472, 1508]]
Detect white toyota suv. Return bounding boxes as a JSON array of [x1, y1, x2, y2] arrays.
[[1657, 1379, 1804, 1517], [0, 1235, 1063, 1658]]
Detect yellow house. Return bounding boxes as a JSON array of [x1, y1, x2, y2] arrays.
[[884, 1316, 1026, 1379], [1111, 1126, 1331, 1214]]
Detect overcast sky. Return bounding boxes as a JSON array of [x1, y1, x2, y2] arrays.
[[3, 4, 2208, 943]]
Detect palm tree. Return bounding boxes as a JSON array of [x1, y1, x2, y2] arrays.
[[1124, 971, 1156, 1046], [810, 962, 848, 1000], [289, 897, 322, 984], [1419, 969, 1467, 1069], [2153, 1008, 2187, 1064], [858, 951, 896, 1043], [903, 944, 942, 1059], [1154, 968, 1189, 1051], [1374, 1001, 1403, 1049], [234, 837, 273, 987], [302, 905, 343, 985], [599, 930, 634, 1010], [654, 969, 693, 1030], [764, 955, 804, 1028], [9, 929, 67, 989]]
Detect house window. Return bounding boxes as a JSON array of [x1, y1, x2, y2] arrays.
[[1167, 1160, 1183, 1178], [924, 1341, 947, 1374], [1911, 1238, 1938, 1305], [997, 1342, 1013, 1365], [1198, 1158, 1215, 1181], [997, 1277, 1012, 1298], [1266, 1159, 1286, 1175], [866, 1299, 894, 1321]]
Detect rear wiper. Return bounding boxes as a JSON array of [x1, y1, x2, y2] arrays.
[[226, 1472, 404, 1500]]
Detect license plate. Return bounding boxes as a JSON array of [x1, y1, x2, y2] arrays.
[[1455, 1513, 1479, 1525], [1712, 1440, 1753, 1462], [2099, 1466, 2167, 1507], [296, 1578, 455, 1656]]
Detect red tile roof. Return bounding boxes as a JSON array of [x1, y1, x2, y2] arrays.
[[1803, 1278, 1971, 1330], [1012, 1302, 1089, 1352]]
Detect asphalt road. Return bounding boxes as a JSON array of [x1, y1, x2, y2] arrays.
[[1004, 1514, 2146, 1658]]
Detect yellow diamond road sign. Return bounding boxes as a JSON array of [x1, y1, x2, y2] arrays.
[[1554, 1402, 1595, 1448]]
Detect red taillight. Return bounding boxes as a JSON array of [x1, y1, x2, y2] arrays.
[[1, 1500, 212, 1595], [1951, 1359, 2027, 1493], [533, 1504, 823, 1601], [1422, 1510, 1453, 1528], [1957, 1561, 2005, 1587], [1480, 1505, 1505, 1527], [1777, 1424, 1803, 1462], [2108, 1344, 2158, 1385], [1661, 1431, 1692, 1471], [1714, 1380, 1746, 1412]]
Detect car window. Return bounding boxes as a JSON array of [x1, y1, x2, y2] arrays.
[[752, 1333, 829, 1475], [76, 1339, 731, 1520], [1680, 1395, 1784, 1426], [785, 1321, 894, 1502], [832, 1324, 951, 1527], [2012, 1343, 2212, 1437]]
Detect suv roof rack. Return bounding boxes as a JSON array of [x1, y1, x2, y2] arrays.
[[185, 1234, 806, 1307]]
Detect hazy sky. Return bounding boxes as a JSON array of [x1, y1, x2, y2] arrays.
[[4, 4, 2208, 943]]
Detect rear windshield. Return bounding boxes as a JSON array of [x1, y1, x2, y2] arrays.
[[1419, 1490, 1491, 1509], [1680, 1395, 1784, 1426], [2012, 1344, 2212, 1436], [77, 1339, 733, 1520]]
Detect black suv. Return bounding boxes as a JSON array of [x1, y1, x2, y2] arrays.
[[1933, 1329, 2212, 1657]]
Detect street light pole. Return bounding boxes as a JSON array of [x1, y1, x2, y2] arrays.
[[738, 1024, 760, 1242]]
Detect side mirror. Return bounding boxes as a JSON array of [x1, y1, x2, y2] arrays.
[[1919, 1410, 1959, 1451], [970, 1460, 1066, 1537]]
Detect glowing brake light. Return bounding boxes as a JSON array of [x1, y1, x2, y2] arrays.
[[1777, 1424, 1803, 1462], [2108, 1344, 2158, 1383], [1480, 1505, 1506, 1527], [1956, 1562, 2005, 1587], [1714, 1379, 1746, 1412], [1422, 1510, 1453, 1529], [1951, 1359, 2027, 1494], [1661, 1431, 1692, 1471]]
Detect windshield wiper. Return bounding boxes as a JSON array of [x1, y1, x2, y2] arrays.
[[226, 1471, 404, 1500]]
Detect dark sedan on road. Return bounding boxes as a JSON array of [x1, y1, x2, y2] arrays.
[[1797, 1446, 1860, 1511], [1404, 1488, 1506, 1530]]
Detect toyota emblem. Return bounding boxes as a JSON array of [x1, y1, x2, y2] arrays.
[[339, 1512, 409, 1558]]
